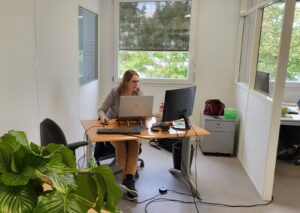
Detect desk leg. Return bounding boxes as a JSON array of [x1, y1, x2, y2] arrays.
[[169, 137, 200, 198], [87, 142, 93, 163], [84, 133, 93, 165]]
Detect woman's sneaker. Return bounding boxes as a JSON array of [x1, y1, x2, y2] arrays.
[[120, 174, 138, 196], [126, 192, 138, 201]]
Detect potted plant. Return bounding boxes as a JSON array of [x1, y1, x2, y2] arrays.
[[0, 130, 122, 213]]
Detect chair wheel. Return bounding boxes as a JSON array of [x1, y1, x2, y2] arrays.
[[135, 170, 139, 179]]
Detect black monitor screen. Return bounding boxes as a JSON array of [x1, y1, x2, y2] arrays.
[[162, 86, 196, 129], [255, 71, 269, 94]]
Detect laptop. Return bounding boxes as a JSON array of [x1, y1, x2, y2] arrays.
[[118, 96, 154, 121]]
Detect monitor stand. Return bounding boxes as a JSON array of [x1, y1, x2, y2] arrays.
[[151, 122, 170, 131], [171, 115, 192, 130], [169, 137, 201, 198]]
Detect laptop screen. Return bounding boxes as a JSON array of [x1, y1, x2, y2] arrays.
[[118, 96, 154, 119]]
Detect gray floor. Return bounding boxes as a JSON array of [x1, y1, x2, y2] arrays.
[[115, 141, 300, 213]]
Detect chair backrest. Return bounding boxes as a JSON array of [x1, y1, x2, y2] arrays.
[[40, 118, 68, 146]]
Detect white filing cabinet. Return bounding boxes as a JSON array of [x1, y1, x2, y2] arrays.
[[200, 114, 236, 155]]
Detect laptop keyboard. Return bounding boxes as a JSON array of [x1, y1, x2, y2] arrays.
[[97, 127, 142, 134]]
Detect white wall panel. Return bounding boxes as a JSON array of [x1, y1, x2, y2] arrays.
[[234, 84, 249, 160], [194, 0, 240, 124], [99, 0, 114, 105], [36, 0, 80, 142], [0, 0, 100, 144], [243, 92, 272, 195], [0, 0, 39, 142]]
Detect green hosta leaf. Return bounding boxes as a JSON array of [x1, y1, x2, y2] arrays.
[[25, 154, 50, 173], [0, 143, 13, 172], [11, 145, 29, 173], [30, 143, 42, 155], [42, 143, 64, 156], [26, 150, 66, 174], [91, 166, 122, 213], [33, 190, 88, 213], [75, 173, 98, 208], [46, 171, 77, 194], [91, 174, 105, 211], [8, 130, 29, 147], [43, 144, 76, 168], [0, 184, 37, 213], [26, 153, 74, 193], [43, 153, 65, 172], [0, 134, 21, 152], [27, 153, 76, 194], [60, 146, 76, 168], [2, 166, 36, 186]]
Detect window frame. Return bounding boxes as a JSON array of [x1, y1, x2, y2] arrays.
[[236, 0, 300, 94], [238, 10, 256, 85], [78, 6, 99, 86], [113, 0, 197, 85]]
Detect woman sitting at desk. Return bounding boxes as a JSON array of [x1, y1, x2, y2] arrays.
[[98, 70, 142, 200]]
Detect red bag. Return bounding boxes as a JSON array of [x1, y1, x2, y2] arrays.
[[203, 99, 225, 116]]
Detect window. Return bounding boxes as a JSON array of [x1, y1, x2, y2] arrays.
[[286, 2, 300, 82], [239, 12, 256, 84], [78, 7, 98, 85], [255, 2, 300, 97], [256, 2, 284, 96], [115, 0, 192, 82]]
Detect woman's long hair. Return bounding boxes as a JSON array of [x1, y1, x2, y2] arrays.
[[118, 70, 140, 94]]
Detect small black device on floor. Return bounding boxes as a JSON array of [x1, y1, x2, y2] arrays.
[[159, 187, 168, 194]]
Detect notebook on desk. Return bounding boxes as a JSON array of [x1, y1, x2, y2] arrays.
[[118, 96, 154, 121]]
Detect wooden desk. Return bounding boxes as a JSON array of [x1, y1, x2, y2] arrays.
[[81, 117, 209, 143], [81, 117, 209, 197]]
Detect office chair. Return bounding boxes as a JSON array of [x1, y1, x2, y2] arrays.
[[94, 142, 144, 178], [40, 118, 88, 155]]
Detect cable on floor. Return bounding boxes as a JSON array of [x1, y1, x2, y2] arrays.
[[142, 190, 274, 213]]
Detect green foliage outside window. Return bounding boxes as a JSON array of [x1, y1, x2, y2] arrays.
[[119, 51, 189, 79], [118, 1, 191, 79], [257, 3, 300, 82]]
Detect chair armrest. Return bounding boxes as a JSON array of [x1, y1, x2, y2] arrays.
[[67, 141, 89, 151]]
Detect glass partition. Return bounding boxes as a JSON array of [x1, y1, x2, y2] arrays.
[[286, 2, 300, 83], [256, 1, 285, 96], [239, 12, 256, 84]]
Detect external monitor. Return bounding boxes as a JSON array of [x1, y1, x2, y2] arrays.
[[161, 86, 196, 130], [255, 71, 269, 94]]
